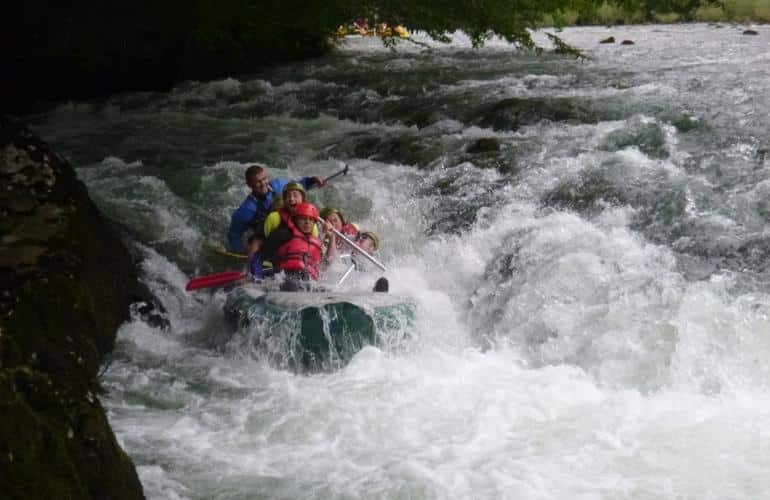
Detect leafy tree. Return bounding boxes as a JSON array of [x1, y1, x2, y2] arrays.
[[4, 0, 722, 112]]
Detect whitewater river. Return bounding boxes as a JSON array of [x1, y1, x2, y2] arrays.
[[29, 24, 770, 499]]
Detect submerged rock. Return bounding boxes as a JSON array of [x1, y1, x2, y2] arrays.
[[599, 36, 615, 44], [743, 29, 759, 35], [0, 116, 144, 499], [599, 120, 668, 159], [466, 138, 501, 154], [542, 171, 627, 213], [468, 96, 602, 131], [321, 130, 443, 168], [621, 40, 635, 45]]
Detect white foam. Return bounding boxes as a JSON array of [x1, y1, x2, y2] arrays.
[[73, 23, 770, 499]]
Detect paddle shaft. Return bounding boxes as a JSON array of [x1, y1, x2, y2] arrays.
[[323, 164, 349, 184], [336, 263, 357, 285], [320, 218, 387, 271]]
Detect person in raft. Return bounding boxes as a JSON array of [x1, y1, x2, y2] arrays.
[[354, 230, 379, 255], [227, 164, 325, 254], [326, 226, 387, 291], [248, 182, 313, 279], [349, 230, 388, 292], [320, 206, 359, 253], [261, 202, 336, 290]]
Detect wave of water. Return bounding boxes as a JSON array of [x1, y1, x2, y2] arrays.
[[29, 24, 770, 499]]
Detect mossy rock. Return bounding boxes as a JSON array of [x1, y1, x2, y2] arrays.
[[466, 138, 501, 154], [0, 368, 143, 499], [322, 131, 443, 167], [0, 116, 144, 499], [468, 96, 602, 131], [542, 172, 627, 213], [599, 121, 668, 159]]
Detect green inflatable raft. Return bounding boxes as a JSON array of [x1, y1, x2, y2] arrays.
[[223, 283, 415, 372]]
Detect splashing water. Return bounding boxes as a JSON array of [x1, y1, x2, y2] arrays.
[[30, 24, 770, 499]]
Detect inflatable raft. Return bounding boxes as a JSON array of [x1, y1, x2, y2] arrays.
[[224, 283, 414, 372]]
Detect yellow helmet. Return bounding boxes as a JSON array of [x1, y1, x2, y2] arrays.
[[282, 182, 306, 201], [358, 231, 379, 251], [320, 207, 343, 222]]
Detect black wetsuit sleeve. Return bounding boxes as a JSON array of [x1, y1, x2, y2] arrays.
[[261, 224, 293, 260]]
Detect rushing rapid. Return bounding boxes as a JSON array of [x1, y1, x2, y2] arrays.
[[29, 24, 770, 499]]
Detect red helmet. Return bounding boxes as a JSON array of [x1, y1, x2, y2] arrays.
[[293, 202, 319, 220]]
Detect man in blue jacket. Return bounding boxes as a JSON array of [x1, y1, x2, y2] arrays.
[[227, 164, 325, 253]]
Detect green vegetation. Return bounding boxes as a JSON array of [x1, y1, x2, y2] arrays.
[[8, 0, 745, 113], [701, 0, 770, 22], [541, 0, 770, 24]]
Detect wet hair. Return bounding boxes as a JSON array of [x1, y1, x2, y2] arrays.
[[245, 164, 267, 182], [320, 207, 345, 224]]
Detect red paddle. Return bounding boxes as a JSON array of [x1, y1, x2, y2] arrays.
[[185, 271, 247, 291]]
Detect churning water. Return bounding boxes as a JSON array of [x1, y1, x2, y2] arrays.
[[29, 24, 770, 499]]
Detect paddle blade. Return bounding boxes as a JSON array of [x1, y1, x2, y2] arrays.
[[211, 245, 248, 260], [185, 271, 246, 291]]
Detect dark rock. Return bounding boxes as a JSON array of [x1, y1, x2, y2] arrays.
[[466, 138, 501, 154], [542, 171, 626, 213], [467, 96, 601, 131], [743, 29, 759, 35], [322, 131, 443, 168], [0, 115, 144, 499], [130, 281, 170, 330], [669, 113, 705, 133], [599, 121, 668, 159], [599, 36, 615, 44], [621, 40, 635, 45]]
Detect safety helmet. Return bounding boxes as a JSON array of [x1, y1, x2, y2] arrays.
[[320, 207, 344, 222], [282, 181, 306, 201], [293, 202, 319, 220], [357, 231, 379, 251]]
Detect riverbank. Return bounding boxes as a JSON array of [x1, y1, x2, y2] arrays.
[[543, 0, 770, 26], [0, 116, 144, 499]]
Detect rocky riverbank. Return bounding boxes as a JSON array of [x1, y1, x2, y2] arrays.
[[0, 116, 144, 499]]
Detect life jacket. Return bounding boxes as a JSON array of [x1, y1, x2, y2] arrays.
[[340, 222, 359, 238], [329, 222, 359, 251], [273, 210, 323, 280]]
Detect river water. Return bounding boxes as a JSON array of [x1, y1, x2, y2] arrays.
[[29, 24, 770, 499]]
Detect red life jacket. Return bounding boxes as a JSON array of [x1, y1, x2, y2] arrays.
[[340, 222, 359, 238], [274, 210, 323, 280], [330, 222, 359, 251]]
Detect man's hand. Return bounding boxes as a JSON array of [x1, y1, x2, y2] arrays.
[[311, 176, 326, 187]]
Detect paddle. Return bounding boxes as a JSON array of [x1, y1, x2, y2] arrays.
[[322, 164, 349, 185], [320, 219, 387, 271], [185, 271, 247, 291], [336, 262, 357, 286], [211, 245, 248, 260]]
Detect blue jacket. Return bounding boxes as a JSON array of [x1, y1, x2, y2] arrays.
[[227, 176, 316, 253]]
